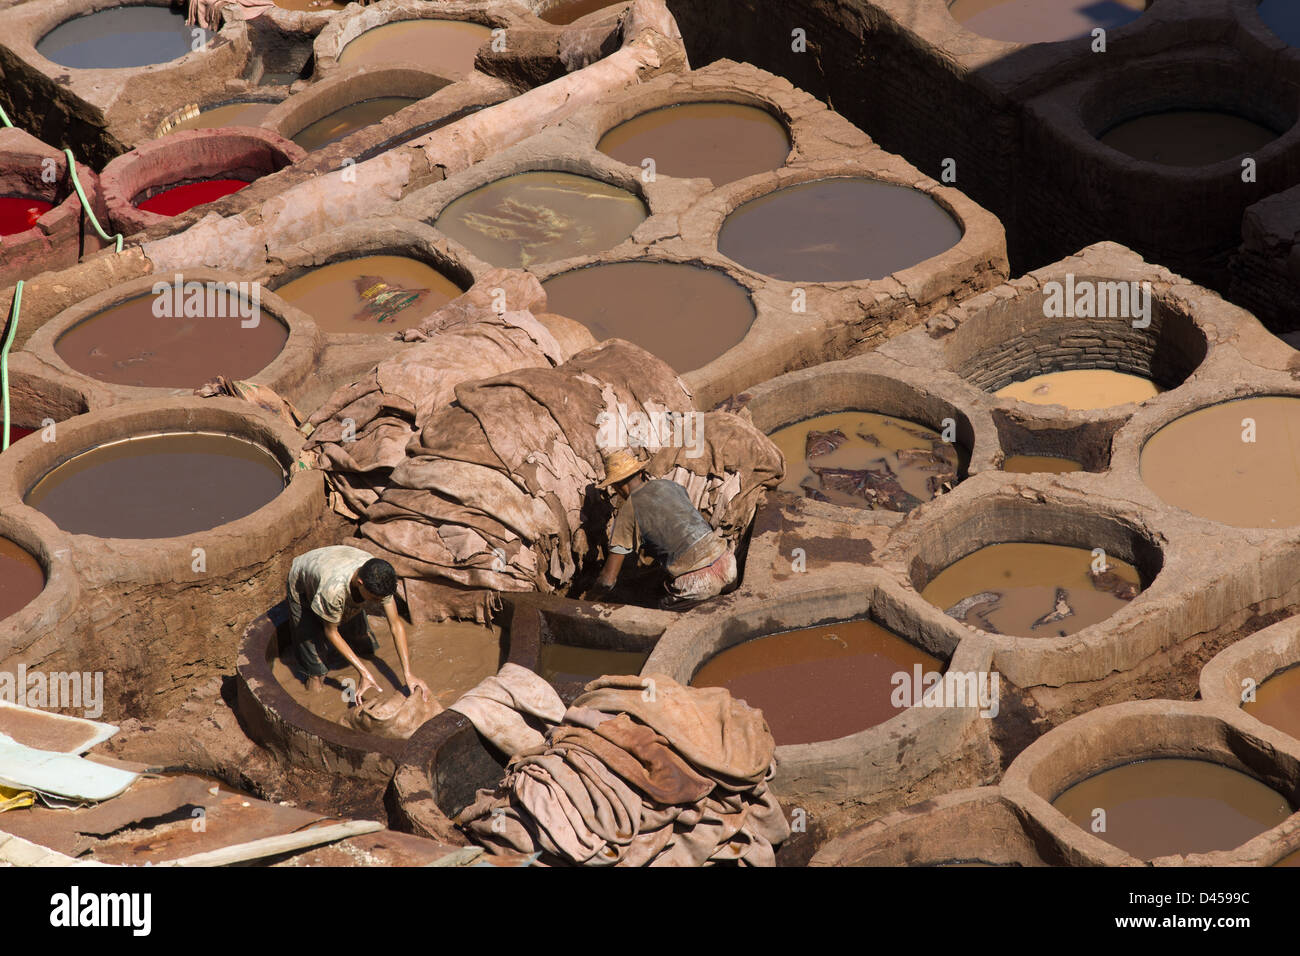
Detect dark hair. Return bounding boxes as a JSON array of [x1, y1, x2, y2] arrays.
[[358, 558, 397, 598]]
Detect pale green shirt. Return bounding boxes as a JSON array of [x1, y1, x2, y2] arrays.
[[289, 545, 393, 625]]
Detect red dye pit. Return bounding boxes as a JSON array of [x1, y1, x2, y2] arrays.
[[136, 179, 249, 217], [0, 196, 54, 235]]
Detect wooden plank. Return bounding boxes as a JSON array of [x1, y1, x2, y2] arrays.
[[156, 820, 384, 867]]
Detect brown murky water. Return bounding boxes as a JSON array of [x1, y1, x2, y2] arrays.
[[1002, 454, 1084, 474], [273, 0, 346, 10], [597, 102, 791, 186], [36, 6, 195, 69], [995, 369, 1160, 409], [26, 433, 285, 538], [1099, 111, 1279, 167], [691, 620, 943, 746], [0, 538, 44, 620], [291, 97, 419, 152], [1141, 396, 1300, 528], [55, 291, 288, 388], [538, 0, 625, 25], [921, 542, 1142, 638], [538, 644, 649, 685], [1276, 848, 1300, 866], [272, 617, 501, 725], [436, 171, 647, 268], [274, 255, 463, 334], [1052, 758, 1293, 859], [166, 101, 277, 133], [717, 178, 961, 282], [337, 20, 492, 76], [947, 0, 1145, 44], [541, 260, 754, 371], [768, 411, 959, 512], [1244, 665, 1300, 742]]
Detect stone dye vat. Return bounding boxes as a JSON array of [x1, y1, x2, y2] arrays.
[[1002, 455, 1083, 474], [541, 260, 754, 371], [538, 644, 649, 685], [1052, 758, 1293, 860], [717, 178, 961, 282], [1141, 396, 1300, 528], [36, 4, 195, 69], [135, 179, 248, 216], [1244, 666, 1300, 742], [0, 538, 44, 621], [537, 0, 625, 25], [691, 620, 943, 746], [1098, 110, 1279, 167], [270, 618, 501, 726], [946, 0, 1146, 44], [25, 432, 286, 539], [292, 97, 420, 152], [435, 171, 647, 268], [995, 369, 1160, 409], [274, 255, 464, 334], [597, 102, 791, 186], [768, 411, 959, 512], [1259, 0, 1300, 46], [921, 543, 1142, 638], [162, 101, 279, 134], [0, 197, 54, 235], [337, 20, 492, 77], [54, 287, 289, 388]]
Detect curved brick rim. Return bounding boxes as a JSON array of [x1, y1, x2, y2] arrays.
[[17, 268, 321, 411], [0, 129, 107, 285], [808, 787, 1074, 867], [152, 94, 287, 139], [100, 127, 307, 236], [532, 0, 631, 26], [1001, 699, 1300, 866], [644, 581, 994, 809], [1200, 614, 1300, 751], [0, 503, 83, 679]]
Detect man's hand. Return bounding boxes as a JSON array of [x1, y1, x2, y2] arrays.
[[354, 671, 380, 707], [584, 581, 612, 601], [405, 675, 431, 701]]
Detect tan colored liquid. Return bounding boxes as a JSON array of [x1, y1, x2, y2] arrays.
[[0, 538, 43, 621], [948, 0, 1145, 43], [1141, 396, 1300, 528], [1052, 758, 1292, 860], [338, 20, 491, 76], [271, 617, 501, 726], [274, 255, 462, 334], [538, 645, 648, 685], [1275, 848, 1300, 867], [291, 97, 418, 152], [768, 411, 958, 512], [921, 542, 1141, 638], [691, 620, 943, 746], [435, 170, 647, 268], [272, 0, 346, 10], [1100, 111, 1278, 167], [995, 369, 1159, 410], [541, 261, 754, 372], [598, 102, 790, 187], [167, 101, 277, 134], [1002, 454, 1083, 474], [538, 0, 624, 25], [1244, 665, 1300, 742]]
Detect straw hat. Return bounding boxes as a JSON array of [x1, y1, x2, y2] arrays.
[[597, 448, 644, 489]]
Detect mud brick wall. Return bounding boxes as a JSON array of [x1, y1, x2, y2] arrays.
[[1229, 184, 1300, 336]]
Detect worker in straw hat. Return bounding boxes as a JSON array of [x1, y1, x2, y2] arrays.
[[585, 447, 737, 610]]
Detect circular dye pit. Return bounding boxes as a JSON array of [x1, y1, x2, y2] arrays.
[[55, 289, 289, 388], [538, 644, 649, 685], [1052, 758, 1293, 859], [947, 0, 1145, 44], [0, 538, 44, 621], [995, 369, 1160, 410], [597, 102, 791, 186], [165, 101, 278, 134], [26, 432, 285, 538], [435, 171, 647, 269], [769, 411, 959, 512], [1002, 454, 1083, 474], [1098, 111, 1279, 167], [1260, 0, 1300, 47], [338, 20, 492, 77], [275, 255, 462, 334], [291, 97, 419, 152], [717, 178, 961, 282], [691, 620, 943, 746], [0, 197, 54, 236], [1243, 665, 1300, 742], [135, 179, 248, 217], [921, 543, 1142, 638], [37, 5, 197, 69], [271, 618, 501, 725], [541, 261, 754, 371], [1141, 396, 1300, 528], [538, 0, 624, 25]]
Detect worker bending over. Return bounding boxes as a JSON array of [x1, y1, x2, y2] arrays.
[[587, 448, 737, 610], [286, 545, 430, 706]]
